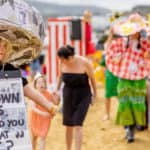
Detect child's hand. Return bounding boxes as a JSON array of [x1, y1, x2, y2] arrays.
[[49, 104, 58, 116]]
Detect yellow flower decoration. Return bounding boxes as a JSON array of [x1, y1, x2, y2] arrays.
[[120, 22, 134, 36]]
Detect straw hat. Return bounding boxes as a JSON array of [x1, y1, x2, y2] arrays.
[[0, 36, 12, 63]]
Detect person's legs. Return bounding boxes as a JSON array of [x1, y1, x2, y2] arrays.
[[103, 98, 111, 120], [32, 135, 37, 150], [66, 126, 74, 150], [39, 137, 46, 150], [74, 126, 83, 150], [126, 125, 135, 143]]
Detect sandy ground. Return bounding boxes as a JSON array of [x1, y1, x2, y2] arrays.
[[30, 87, 150, 150]]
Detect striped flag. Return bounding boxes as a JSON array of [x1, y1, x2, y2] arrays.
[[47, 17, 86, 86]]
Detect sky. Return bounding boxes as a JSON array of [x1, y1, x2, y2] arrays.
[[34, 0, 150, 11]]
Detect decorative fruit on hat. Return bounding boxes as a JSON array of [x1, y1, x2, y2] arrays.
[[109, 12, 122, 23]]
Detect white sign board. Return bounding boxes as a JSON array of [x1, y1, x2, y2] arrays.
[[0, 78, 32, 150]]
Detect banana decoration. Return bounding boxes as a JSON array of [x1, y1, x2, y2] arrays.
[[0, 0, 45, 66], [109, 12, 122, 23]]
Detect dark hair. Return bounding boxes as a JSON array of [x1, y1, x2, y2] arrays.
[[57, 45, 75, 59], [126, 33, 141, 50]]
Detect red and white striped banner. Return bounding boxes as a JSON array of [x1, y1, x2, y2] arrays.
[[47, 17, 86, 86]]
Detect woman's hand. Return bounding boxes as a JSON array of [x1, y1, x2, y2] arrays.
[[51, 91, 60, 105], [91, 96, 96, 105], [91, 95, 96, 105]]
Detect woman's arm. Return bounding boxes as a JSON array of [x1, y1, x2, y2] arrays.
[[56, 75, 62, 91], [105, 27, 114, 50], [33, 107, 51, 117], [24, 84, 57, 115], [53, 62, 63, 102], [56, 62, 63, 91], [30, 101, 51, 116], [85, 60, 97, 104]]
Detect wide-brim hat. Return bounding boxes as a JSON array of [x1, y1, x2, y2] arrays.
[[113, 13, 146, 36], [0, 36, 12, 49], [113, 21, 145, 36], [145, 26, 150, 37], [0, 36, 13, 63]]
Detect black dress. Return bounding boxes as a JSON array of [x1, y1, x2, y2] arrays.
[[62, 73, 92, 126]]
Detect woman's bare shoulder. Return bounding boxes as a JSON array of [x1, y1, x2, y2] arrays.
[[75, 55, 89, 64]]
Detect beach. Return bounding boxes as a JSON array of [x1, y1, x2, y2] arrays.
[[40, 87, 150, 150]]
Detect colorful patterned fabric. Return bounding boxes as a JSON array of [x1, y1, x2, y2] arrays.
[[115, 79, 146, 126], [106, 38, 150, 80]]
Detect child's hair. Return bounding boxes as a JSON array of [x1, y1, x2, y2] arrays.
[[33, 73, 47, 89]]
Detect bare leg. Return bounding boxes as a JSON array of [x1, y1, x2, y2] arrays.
[[32, 135, 37, 150], [75, 126, 83, 150], [66, 126, 74, 150], [103, 98, 111, 120], [39, 137, 46, 150]]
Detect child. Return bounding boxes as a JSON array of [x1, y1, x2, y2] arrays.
[[30, 73, 59, 150]]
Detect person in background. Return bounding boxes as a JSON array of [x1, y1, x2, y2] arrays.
[[100, 28, 118, 120], [143, 30, 150, 130], [106, 16, 150, 142], [30, 73, 59, 150], [84, 10, 96, 56], [56, 45, 97, 150]]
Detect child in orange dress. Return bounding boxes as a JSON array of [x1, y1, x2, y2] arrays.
[[30, 73, 59, 150]]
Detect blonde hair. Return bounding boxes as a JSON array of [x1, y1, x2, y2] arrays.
[[33, 74, 47, 89], [83, 10, 92, 22], [0, 36, 12, 63]]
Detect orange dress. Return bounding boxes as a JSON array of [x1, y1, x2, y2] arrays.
[[30, 90, 52, 138]]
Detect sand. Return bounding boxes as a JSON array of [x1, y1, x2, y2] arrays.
[[32, 88, 150, 150]]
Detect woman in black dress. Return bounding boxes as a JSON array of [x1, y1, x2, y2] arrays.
[[56, 45, 97, 150]]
